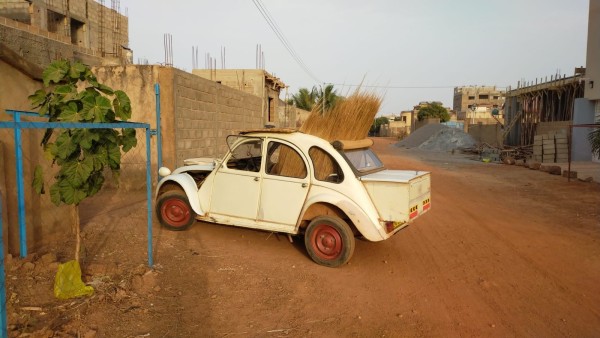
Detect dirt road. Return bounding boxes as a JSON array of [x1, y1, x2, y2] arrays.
[[6, 138, 600, 337]]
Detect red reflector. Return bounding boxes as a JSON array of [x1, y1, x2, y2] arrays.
[[409, 210, 418, 219], [423, 203, 431, 212]]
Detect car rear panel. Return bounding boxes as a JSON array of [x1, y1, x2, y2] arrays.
[[360, 170, 431, 235]]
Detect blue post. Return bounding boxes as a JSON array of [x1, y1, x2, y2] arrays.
[[13, 112, 27, 258], [0, 192, 8, 337], [145, 128, 153, 267], [155, 84, 163, 174]]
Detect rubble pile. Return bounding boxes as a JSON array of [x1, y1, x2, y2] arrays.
[[397, 124, 476, 151]]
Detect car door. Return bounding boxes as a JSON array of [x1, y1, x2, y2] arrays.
[[257, 140, 310, 231], [209, 138, 263, 222]]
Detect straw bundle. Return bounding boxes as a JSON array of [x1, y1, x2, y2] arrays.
[[300, 90, 382, 141], [276, 89, 382, 178]]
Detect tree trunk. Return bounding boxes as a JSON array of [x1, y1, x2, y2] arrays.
[[72, 205, 81, 263]]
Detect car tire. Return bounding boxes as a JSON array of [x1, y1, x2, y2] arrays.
[[156, 188, 195, 231], [304, 216, 355, 267]]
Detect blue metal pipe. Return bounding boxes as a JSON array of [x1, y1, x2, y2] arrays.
[[13, 112, 27, 258], [155, 84, 163, 175], [0, 192, 8, 337], [145, 128, 153, 267]]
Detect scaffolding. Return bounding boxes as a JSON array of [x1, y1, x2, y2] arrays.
[[504, 73, 585, 146]]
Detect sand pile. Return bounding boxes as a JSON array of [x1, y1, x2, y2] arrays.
[[397, 124, 476, 151]]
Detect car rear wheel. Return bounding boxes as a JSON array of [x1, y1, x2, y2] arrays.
[[157, 188, 195, 231], [305, 216, 355, 267]]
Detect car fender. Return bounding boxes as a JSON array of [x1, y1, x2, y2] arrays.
[[156, 173, 204, 216], [299, 188, 385, 241]]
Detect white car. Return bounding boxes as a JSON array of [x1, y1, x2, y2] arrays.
[[156, 129, 431, 267]]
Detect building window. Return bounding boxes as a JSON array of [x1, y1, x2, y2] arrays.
[[267, 97, 274, 123], [479, 94, 489, 100], [493, 96, 499, 100], [47, 10, 66, 35], [468, 96, 475, 100], [70, 19, 86, 46]]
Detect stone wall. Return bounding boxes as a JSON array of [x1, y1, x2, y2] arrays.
[[93, 66, 264, 168], [0, 59, 73, 255], [173, 71, 263, 164], [0, 16, 103, 69], [468, 123, 503, 147]]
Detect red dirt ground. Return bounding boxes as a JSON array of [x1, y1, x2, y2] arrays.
[[5, 137, 600, 337]]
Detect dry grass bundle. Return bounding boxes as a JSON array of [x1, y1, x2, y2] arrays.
[[277, 89, 382, 178], [300, 90, 382, 141]]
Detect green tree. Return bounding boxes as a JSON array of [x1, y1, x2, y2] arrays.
[[369, 116, 389, 135], [315, 84, 342, 112], [417, 103, 450, 122], [29, 59, 137, 264], [290, 87, 317, 111]]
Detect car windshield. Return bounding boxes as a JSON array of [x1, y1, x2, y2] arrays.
[[343, 148, 384, 173]]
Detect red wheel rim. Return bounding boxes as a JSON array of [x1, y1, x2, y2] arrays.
[[309, 223, 343, 260], [161, 198, 191, 227]]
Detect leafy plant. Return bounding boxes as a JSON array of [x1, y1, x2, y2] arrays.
[[369, 116, 389, 135], [589, 128, 600, 158], [29, 59, 137, 262], [417, 103, 451, 122]]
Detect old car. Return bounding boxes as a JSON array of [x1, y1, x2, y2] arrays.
[[156, 129, 431, 267]]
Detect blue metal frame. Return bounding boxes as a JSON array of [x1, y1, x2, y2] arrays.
[[155, 84, 163, 175], [1, 110, 154, 266], [0, 192, 8, 337]]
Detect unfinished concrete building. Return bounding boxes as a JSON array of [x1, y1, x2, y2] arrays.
[[0, 0, 131, 68], [453, 86, 505, 123], [192, 69, 286, 127]]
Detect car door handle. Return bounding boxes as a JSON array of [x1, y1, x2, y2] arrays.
[[302, 183, 308, 188], [254, 177, 260, 182]]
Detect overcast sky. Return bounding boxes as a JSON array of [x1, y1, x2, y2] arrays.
[[119, 0, 590, 114]]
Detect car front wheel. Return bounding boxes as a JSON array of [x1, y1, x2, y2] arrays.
[[305, 216, 355, 267], [157, 188, 195, 231]]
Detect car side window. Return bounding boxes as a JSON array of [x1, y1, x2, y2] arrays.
[[309, 147, 344, 183], [266, 142, 307, 179], [226, 139, 262, 172]]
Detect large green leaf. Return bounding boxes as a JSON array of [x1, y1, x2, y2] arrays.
[[120, 128, 137, 152], [113, 90, 132, 121], [79, 129, 101, 150], [55, 84, 74, 95], [61, 156, 94, 187], [42, 60, 69, 86], [95, 83, 115, 95], [32, 165, 45, 194], [57, 102, 81, 122], [50, 182, 61, 206], [28, 89, 48, 108], [83, 95, 112, 122], [54, 132, 79, 160], [84, 172, 105, 197], [107, 143, 121, 167], [58, 179, 87, 206], [69, 61, 87, 80]]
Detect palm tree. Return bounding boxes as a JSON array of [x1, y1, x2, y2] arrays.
[[291, 87, 318, 111], [315, 84, 341, 112], [589, 128, 600, 158]]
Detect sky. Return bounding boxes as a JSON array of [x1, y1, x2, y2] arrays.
[[119, 0, 590, 115]]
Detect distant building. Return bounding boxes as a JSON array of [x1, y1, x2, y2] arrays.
[[192, 69, 286, 127], [453, 86, 505, 122]]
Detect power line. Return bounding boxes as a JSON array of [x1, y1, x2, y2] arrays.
[[251, 0, 322, 83], [326, 83, 509, 90]]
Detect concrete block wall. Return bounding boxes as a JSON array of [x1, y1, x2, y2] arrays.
[[0, 16, 103, 69], [173, 71, 263, 165], [533, 129, 569, 163]]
